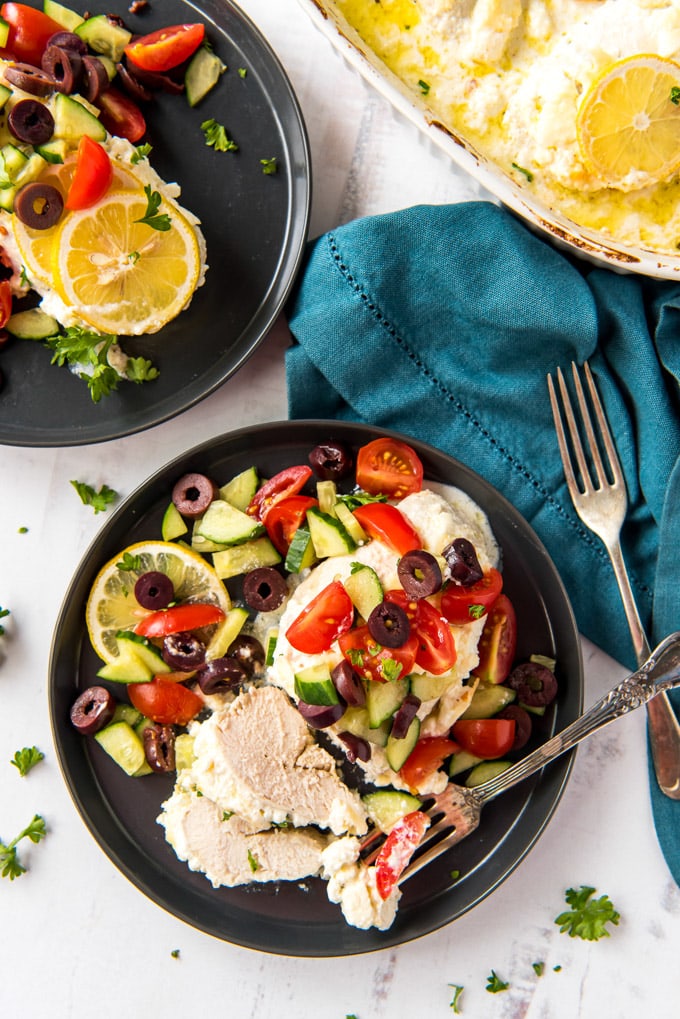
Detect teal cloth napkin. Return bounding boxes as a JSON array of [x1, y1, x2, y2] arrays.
[[284, 201, 680, 884]]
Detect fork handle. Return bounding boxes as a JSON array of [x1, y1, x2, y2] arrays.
[[473, 632, 680, 806], [607, 541, 651, 664]]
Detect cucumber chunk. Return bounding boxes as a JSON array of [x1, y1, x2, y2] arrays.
[[97, 648, 152, 684], [362, 789, 422, 832], [111, 703, 143, 728], [185, 44, 226, 107], [175, 733, 196, 771], [385, 716, 420, 772], [94, 721, 146, 776], [115, 632, 171, 675], [307, 506, 355, 558], [367, 676, 409, 728], [448, 749, 482, 777], [316, 480, 338, 515], [195, 499, 265, 546], [264, 628, 278, 667], [409, 670, 457, 702], [294, 663, 340, 706], [212, 536, 281, 579], [6, 309, 59, 341], [161, 501, 188, 541], [465, 760, 512, 787], [340, 706, 389, 747], [43, 0, 83, 31], [219, 465, 259, 512], [343, 563, 383, 620], [285, 525, 317, 573], [460, 682, 516, 719], [75, 14, 132, 61], [334, 501, 367, 544], [205, 606, 249, 661], [52, 92, 106, 142]]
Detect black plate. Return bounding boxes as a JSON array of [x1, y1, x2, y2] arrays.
[[0, 0, 310, 446], [49, 421, 583, 956]]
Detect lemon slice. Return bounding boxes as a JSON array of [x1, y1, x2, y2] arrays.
[[52, 189, 201, 335], [86, 540, 230, 664], [576, 54, 680, 189], [12, 157, 143, 288]]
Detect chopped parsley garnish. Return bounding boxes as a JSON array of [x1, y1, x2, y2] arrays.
[[0, 814, 46, 880], [468, 604, 485, 619], [170, 948, 180, 959], [260, 156, 278, 175], [380, 658, 403, 681], [71, 480, 118, 514], [555, 885, 620, 940], [247, 849, 260, 872], [10, 746, 44, 777], [126, 356, 160, 384], [485, 971, 509, 993], [238, 67, 247, 78], [532, 961, 545, 977], [135, 185, 172, 231], [222, 811, 234, 822], [0, 606, 9, 636], [346, 647, 364, 667], [511, 161, 534, 182], [131, 142, 153, 163], [18, 526, 28, 534], [116, 551, 143, 572], [45, 326, 158, 402], [671, 86, 680, 105], [202, 118, 238, 152], [448, 984, 464, 1012], [338, 491, 387, 511], [450, 869, 460, 881], [418, 79, 430, 95]]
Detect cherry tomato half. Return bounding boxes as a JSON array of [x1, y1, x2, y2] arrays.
[[356, 437, 424, 500], [375, 810, 430, 900], [338, 624, 419, 683], [264, 495, 318, 555], [128, 678, 203, 725], [96, 87, 147, 143], [440, 567, 503, 625], [472, 593, 517, 684], [1, 3, 62, 64], [66, 136, 113, 211], [247, 465, 313, 523], [124, 23, 205, 72], [0, 279, 12, 329], [134, 602, 225, 638], [353, 502, 421, 556], [451, 718, 516, 759], [286, 580, 354, 654], [385, 590, 457, 675], [398, 735, 459, 790]]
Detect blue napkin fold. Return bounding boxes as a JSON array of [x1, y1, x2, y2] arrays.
[[284, 201, 680, 883]]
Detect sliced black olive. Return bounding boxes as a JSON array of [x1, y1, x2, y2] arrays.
[[143, 723, 176, 772], [242, 567, 288, 612], [42, 44, 82, 94], [397, 549, 442, 598], [331, 659, 366, 706], [308, 441, 353, 480], [496, 704, 532, 751], [226, 634, 265, 678], [122, 58, 185, 94], [390, 693, 421, 740], [171, 472, 218, 518], [297, 700, 346, 729], [367, 600, 411, 648], [81, 54, 110, 102], [162, 631, 207, 671], [8, 99, 54, 145], [70, 686, 116, 735], [442, 537, 484, 586], [506, 661, 558, 707], [197, 656, 247, 695], [47, 31, 88, 55], [337, 731, 371, 763], [4, 62, 55, 97], [134, 571, 174, 610], [115, 60, 153, 102], [14, 182, 63, 230]]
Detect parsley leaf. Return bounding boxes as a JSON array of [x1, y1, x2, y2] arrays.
[[532, 961, 545, 977], [132, 142, 153, 164], [512, 161, 534, 182], [555, 885, 620, 940], [135, 185, 172, 231], [45, 327, 119, 403], [380, 657, 403, 681], [260, 156, 278, 175], [0, 606, 9, 636], [448, 984, 464, 1012], [126, 356, 160, 384], [116, 551, 142, 572], [202, 118, 238, 152], [486, 971, 509, 993], [247, 848, 260, 872], [418, 79, 430, 95], [0, 814, 46, 880], [171, 948, 180, 958], [71, 480, 118, 514], [10, 746, 44, 777], [338, 490, 388, 511], [671, 86, 680, 106]]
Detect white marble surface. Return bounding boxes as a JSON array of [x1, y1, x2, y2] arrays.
[[1, 1, 679, 1016]]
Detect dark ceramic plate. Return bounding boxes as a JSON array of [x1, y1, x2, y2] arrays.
[[49, 421, 583, 956], [0, 0, 310, 447]]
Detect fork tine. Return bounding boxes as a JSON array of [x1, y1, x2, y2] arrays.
[[553, 364, 597, 493], [581, 361, 625, 488], [547, 367, 585, 494]]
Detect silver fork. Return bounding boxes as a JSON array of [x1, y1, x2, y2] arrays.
[[547, 360, 680, 798], [360, 632, 680, 882]]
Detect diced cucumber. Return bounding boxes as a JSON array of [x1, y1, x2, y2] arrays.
[[6, 309, 59, 341], [362, 789, 422, 832], [316, 480, 337, 515], [185, 44, 226, 107], [1, 143, 28, 180], [340, 706, 388, 747], [15, 152, 49, 188], [161, 501, 189, 542], [0, 185, 15, 211], [219, 465, 259, 511], [97, 648, 152, 684], [306, 506, 355, 558], [294, 663, 339, 706], [175, 733, 196, 771], [0, 17, 8, 49], [460, 682, 516, 719], [205, 606, 249, 661], [264, 628, 278, 667], [520, 701, 546, 716], [385, 716, 421, 772], [409, 670, 456, 702], [35, 137, 69, 164], [343, 563, 383, 621], [0, 83, 11, 111], [284, 525, 317, 573], [94, 721, 146, 776], [465, 760, 512, 787], [115, 632, 171, 675], [212, 536, 282, 579], [334, 501, 367, 544], [52, 92, 106, 142], [191, 522, 227, 554], [134, 715, 155, 741], [530, 653, 556, 671], [75, 14, 132, 62], [195, 498, 265, 545], [367, 676, 409, 728], [111, 703, 143, 728], [448, 749, 482, 777], [43, 0, 83, 31]]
